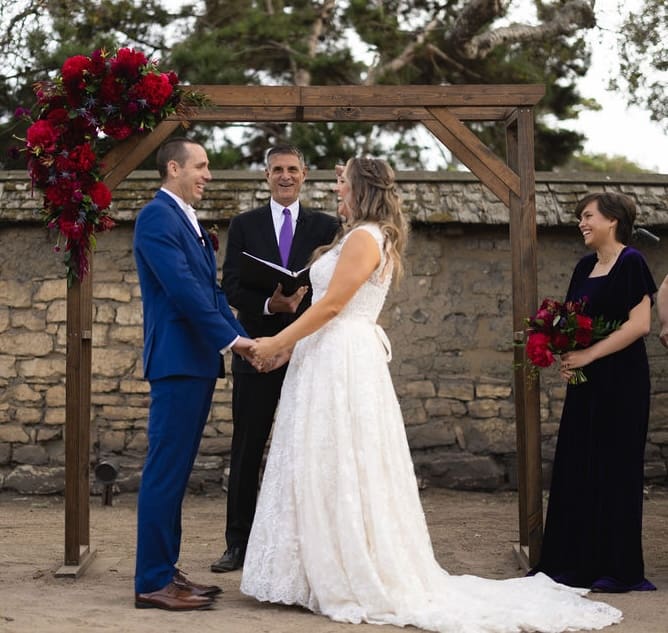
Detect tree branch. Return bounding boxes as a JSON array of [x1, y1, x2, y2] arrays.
[[295, 0, 336, 86], [456, 0, 596, 60], [364, 14, 442, 85], [424, 44, 486, 82]]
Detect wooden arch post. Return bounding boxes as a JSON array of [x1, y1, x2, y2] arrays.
[[59, 85, 544, 575]]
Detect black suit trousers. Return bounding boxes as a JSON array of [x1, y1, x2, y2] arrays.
[[225, 364, 288, 549]]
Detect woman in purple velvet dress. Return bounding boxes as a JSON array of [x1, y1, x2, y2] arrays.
[[532, 192, 657, 593]]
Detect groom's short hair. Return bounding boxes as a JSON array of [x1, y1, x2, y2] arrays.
[[156, 137, 202, 180]]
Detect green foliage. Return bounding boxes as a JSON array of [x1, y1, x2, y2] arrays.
[[614, 0, 667, 129], [558, 153, 649, 174], [0, 0, 657, 173]]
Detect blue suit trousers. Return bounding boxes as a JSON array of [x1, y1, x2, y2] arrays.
[[134, 376, 216, 593]]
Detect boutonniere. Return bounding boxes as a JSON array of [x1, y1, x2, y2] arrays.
[[206, 224, 219, 252]]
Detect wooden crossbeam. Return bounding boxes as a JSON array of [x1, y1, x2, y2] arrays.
[[173, 105, 517, 123], [103, 120, 183, 190], [186, 84, 545, 108]]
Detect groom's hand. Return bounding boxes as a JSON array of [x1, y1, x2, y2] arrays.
[[231, 337, 259, 367]]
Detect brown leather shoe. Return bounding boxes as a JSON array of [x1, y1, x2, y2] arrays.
[[173, 569, 222, 597], [135, 581, 214, 610]]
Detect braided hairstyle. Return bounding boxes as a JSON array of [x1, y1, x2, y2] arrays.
[[314, 157, 408, 284]]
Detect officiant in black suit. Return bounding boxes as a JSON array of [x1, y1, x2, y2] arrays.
[[211, 145, 339, 572]]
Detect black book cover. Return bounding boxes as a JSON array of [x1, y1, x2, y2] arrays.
[[240, 251, 311, 295]]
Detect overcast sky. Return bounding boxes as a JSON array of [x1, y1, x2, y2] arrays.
[[162, 0, 667, 173], [563, 0, 667, 173]]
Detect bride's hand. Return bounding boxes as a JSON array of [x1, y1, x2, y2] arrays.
[[251, 337, 281, 368]]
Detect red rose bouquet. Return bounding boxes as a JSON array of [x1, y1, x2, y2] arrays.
[[19, 47, 204, 285], [525, 297, 620, 384]]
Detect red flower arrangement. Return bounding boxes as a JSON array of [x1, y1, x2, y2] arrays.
[[19, 47, 203, 285], [525, 297, 620, 384]]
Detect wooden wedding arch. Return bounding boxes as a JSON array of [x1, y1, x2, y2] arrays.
[[59, 84, 545, 576]]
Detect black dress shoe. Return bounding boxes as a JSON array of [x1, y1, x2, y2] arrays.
[[210, 547, 245, 573]]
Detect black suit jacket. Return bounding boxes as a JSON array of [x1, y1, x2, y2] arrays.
[[222, 203, 340, 373]]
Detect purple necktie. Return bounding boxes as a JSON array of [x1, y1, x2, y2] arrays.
[[278, 208, 293, 267]]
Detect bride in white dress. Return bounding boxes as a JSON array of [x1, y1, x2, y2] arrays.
[[241, 157, 622, 633]]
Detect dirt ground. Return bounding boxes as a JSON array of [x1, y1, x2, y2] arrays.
[[0, 487, 666, 633]]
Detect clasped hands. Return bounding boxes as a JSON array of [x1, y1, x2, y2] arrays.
[[231, 337, 290, 373]]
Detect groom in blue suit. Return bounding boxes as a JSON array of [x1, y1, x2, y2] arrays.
[[133, 138, 253, 610]]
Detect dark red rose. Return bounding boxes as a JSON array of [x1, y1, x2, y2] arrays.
[[45, 180, 78, 211], [575, 315, 593, 346], [550, 332, 570, 353], [89, 49, 108, 76], [88, 181, 112, 210], [62, 116, 96, 145], [111, 48, 148, 79], [102, 118, 133, 140], [26, 120, 60, 153], [69, 143, 97, 172], [58, 217, 86, 241], [99, 74, 124, 103], [61, 55, 92, 88], [129, 72, 174, 111], [526, 333, 554, 368], [167, 71, 179, 85], [46, 107, 69, 126], [534, 308, 553, 326], [28, 157, 51, 186]]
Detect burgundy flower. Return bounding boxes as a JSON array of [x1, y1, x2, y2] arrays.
[[89, 49, 108, 77], [526, 333, 554, 368], [99, 74, 124, 103], [46, 107, 69, 126], [61, 55, 92, 89], [550, 332, 570, 353], [88, 181, 112, 210], [111, 48, 148, 79], [45, 180, 79, 211], [102, 118, 133, 140], [575, 314, 593, 346], [26, 120, 60, 153], [129, 72, 174, 111], [534, 308, 553, 326], [58, 217, 86, 241], [69, 143, 97, 172]]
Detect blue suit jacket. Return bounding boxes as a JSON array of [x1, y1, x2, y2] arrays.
[[133, 190, 247, 381]]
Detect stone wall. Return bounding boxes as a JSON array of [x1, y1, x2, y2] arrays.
[[1, 170, 667, 495]]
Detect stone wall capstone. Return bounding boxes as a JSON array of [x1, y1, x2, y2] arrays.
[[1, 170, 667, 495]]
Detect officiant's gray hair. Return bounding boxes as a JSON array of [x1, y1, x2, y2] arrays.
[[265, 144, 306, 168]]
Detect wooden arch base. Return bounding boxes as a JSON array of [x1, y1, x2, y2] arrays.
[[61, 84, 544, 576]]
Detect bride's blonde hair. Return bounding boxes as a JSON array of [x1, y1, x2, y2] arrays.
[[313, 157, 408, 284]]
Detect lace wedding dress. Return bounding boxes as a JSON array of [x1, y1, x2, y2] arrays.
[[240, 224, 622, 632]]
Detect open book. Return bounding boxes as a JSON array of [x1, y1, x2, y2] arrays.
[[240, 251, 311, 296]]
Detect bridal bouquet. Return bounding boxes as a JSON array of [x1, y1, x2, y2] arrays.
[[525, 297, 619, 384]]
